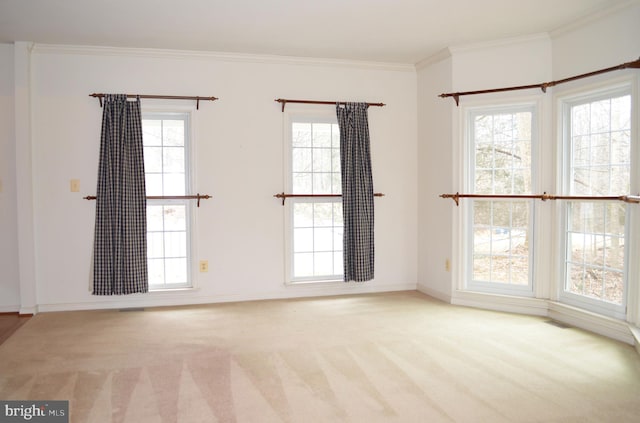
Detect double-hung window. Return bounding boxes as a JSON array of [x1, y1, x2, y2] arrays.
[[559, 85, 633, 319], [285, 113, 343, 283], [465, 104, 536, 295], [142, 112, 193, 289]]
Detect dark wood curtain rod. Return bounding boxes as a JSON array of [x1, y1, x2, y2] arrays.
[[440, 192, 640, 206], [439, 57, 640, 106], [89, 93, 218, 110], [84, 194, 212, 207], [274, 192, 385, 205], [275, 98, 385, 112]]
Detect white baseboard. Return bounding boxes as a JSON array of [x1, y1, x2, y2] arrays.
[[548, 301, 635, 345], [19, 305, 38, 315], [452, 290, 549, 316], [35, 282, 418, 313], [629, 325, 640, 354], [0, 305, 20, 313], [450, 290, 636, 347], [417, 284, 451, 303]]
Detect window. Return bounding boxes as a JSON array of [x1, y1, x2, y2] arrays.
[[285, 115, 343, 282], [142, 113, 193, 289], [465, 105, 536, 295], [560, 86, 632, 318]]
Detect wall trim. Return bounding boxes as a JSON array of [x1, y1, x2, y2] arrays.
[[417, 284, 452, 303], [548, 301, 634, 345], [447, 33, 551, 55], [0, 305, 20, 313], [18, 305, 38, 315], [447, 289, 636, 346], [452, 290, 549, 316], [415, 48, 452, 70], [36, 283, 417, 313], [630, 325, 640, 355], [30, 43, 416, 73]]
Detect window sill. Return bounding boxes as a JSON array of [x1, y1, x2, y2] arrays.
[[287, 279, 344, 286], [148, 287, 197, 293]]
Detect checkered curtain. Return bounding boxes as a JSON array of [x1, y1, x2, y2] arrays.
[[337, 103, 375, 282], [93, 94, 148, 295]]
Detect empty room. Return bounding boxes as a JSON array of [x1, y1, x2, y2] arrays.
[[1, 1, 640, 422]]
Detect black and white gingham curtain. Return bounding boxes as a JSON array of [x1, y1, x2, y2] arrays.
[[337, 103, 375, 282], [93, 94, 148, 295]]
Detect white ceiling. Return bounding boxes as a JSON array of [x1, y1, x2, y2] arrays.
[[0, 0, 633, 64]]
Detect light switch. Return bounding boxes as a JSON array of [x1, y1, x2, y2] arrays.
[[70, 179, 80, 192]]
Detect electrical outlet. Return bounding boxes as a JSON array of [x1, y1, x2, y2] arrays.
[[70, 179, 80, 192], [445, 259, 451, 272], [199, 260, 209, 272]]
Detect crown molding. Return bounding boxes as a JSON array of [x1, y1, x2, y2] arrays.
[[415, 48, 452, 70], [414, 33, 550, 70], [448, 33, 551, 55], [30, 43, 415, 73]]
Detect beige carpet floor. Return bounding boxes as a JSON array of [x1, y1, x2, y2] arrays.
[[0, 291, 639, 422]]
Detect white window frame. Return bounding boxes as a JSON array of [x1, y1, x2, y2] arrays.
[[462, 101, 540, 297], [142, 107, 197, 290], [283, 108, 344, 284], [556, 80, 636, 320]]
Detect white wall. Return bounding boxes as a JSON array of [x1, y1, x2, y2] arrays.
[[0, 44, 20, 311], [551, 3, 640, 80], [24, 46, 417, 311], [416, 53, 454, 301]]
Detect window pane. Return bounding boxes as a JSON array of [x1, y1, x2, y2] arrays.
[[147, 206, 164, 231], [291, 200, 342, 280], [144, 147, 163, 172], [563, 93, 630, 312], [294, 253, 313, 277], [163, 120, 184, 146], [146, 174, 163, 196], [472, 199, 530, 286], [292, 123, 311, 147], [314, 228, 333, 251], [165, 258, 187, 284], [292, 173, 312, 193], [293, 203, 313, 227], [142, 114, 191, 289], [312, 173, 332, 194], [333, 227, 343, 251], [163, 147, 185, 173], [314, 203, 333, 227], [164, 232, 187, 258], [147, 232, 164, 258], [313, 148, 332, 173], [292, 148, 312, 172], [163, 174, 185, 195], [148, 259, 165, 286], [314, 252, 334, 275], [333, 252, 343, 276], [313, 124, 332, 147], [143, 120, 162, 146], [164, 206, 186, 231], [289, 117, 342, 281], [294, 228, 313, 253], [565, 202, 625, 306]]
